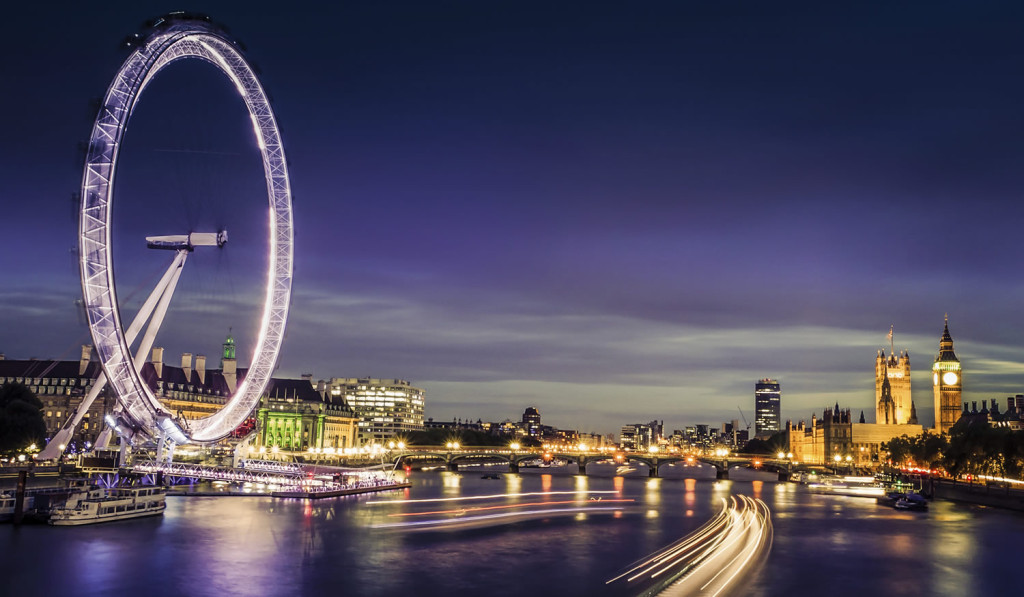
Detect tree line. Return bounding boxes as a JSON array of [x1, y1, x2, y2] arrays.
[[884, 419, 1024, 480]]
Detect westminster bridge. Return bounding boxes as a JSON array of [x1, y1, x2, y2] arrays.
[[388, 447, 808, 480]]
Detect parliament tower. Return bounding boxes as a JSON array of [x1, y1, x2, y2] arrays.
[[875, 345, 912, 424], [932, 316, 962, 434]]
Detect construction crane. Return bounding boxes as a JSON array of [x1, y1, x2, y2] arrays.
[[737, 407, 752, 433]]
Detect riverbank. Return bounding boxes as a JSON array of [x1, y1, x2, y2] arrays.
[[931, 478, 1024, 512]]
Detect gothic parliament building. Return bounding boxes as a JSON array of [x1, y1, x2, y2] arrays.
[[787, 319, 959, 466], [875, 318, 963, 433]]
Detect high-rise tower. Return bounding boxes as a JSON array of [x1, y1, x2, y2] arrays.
[[932, 316, 962, 434], [754, 378, 781, 437], [875, 329, 912, 424]]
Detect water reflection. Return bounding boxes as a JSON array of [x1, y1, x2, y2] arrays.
[[4, 472, 1024, 597], [645, 478, 661, 506]]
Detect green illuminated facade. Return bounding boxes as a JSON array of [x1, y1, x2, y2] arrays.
[[255, 378, 358, 451]]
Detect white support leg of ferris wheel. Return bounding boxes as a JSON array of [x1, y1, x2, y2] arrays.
[[37, 251, 189, 461]]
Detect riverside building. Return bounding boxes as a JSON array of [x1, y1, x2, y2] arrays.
[[319, 378, 425, 445]]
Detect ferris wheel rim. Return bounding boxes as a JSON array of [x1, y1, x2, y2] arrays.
[[78, 16, 293, 444]]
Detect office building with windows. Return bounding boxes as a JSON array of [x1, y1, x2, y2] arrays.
[[754, 378, 781, 437]]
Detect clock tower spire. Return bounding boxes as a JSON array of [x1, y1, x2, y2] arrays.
[[932, 315, 962, 434]]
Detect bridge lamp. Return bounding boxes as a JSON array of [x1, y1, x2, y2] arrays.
[[834, 454, 842, 463], [271, 445, 279, 454], [648, 446, 659, 454], [509, 442, 520, 451], [787, 452, 793, 459], [579, 444, 588, 452], [452, 442, 460, 450], [397, 442, 405, 450], [777, 451, 785, 459], [388, 441, 396, 449], [845, 455, 852, 462]]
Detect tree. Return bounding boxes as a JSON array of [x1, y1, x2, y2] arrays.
[[883, 435, 914, 467], [743, 431, 787, 455], [913, 431, 948, 470], [0, 382, 46, 454]]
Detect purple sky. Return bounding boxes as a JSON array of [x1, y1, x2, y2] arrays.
[[4, 1, 1024, 436]]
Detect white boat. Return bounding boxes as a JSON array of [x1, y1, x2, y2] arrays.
[[49, 486, 166, 526], [0, 492, 35, 522]]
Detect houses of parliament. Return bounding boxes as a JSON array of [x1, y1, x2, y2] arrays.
[[786, 318, 964, 465], [875, 317, 963, 434]]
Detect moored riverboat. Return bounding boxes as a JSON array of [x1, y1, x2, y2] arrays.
[[0, 492, 34, 522], [892, 492, 929, 511], [49, 486, 166, 526]]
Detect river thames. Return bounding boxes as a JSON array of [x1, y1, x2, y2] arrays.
[[3, 464, 1022, 596]]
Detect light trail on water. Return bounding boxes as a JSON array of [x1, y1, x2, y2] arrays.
[[606, 494, 773, 597], [365, 490, 619, 505], [371, 506, 627, 530], [387, 498, 635, 518]]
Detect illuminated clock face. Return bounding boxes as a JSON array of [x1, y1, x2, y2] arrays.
[[933, 373, 938, 385], [943, 371, 959, 385]]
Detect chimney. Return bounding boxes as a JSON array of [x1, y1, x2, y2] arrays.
[[151, 347, 164, 379], [182, 352, 192, 381], [223, 357, 237, 393], [195, 355, 206, 385], [80, 345, 92, 376]]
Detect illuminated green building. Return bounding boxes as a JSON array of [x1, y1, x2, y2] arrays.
[[255, 378, 359, 451]]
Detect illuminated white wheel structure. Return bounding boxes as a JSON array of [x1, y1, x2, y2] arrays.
[[79, 15, 293, 445]]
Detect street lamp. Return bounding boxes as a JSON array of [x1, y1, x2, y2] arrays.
[[509, 442, 521, 451], [777, 451, 786, 459]]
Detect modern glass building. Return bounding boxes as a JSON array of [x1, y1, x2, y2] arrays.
[[322, 378, 425, 445], [754, 378, 781, 437]]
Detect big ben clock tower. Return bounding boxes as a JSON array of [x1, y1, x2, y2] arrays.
[[932, 315, 962, 434]]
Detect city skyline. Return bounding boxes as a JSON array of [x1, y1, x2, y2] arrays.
[[5, 2, 1024, 436]]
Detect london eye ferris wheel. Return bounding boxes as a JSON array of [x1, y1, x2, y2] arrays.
[[43, 13, 294, 457]]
